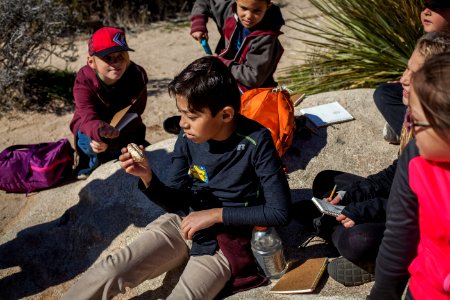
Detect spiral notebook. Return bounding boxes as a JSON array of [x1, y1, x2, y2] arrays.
[[300, 101, 354, 127], [311, 197, 345, 217]]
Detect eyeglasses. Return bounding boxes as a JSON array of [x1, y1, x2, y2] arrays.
[[411, 122, 432, 128], [405, 112, 432, 132]]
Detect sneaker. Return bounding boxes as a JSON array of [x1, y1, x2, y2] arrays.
[[163, 115, 181, 135], [76, 173, 90, 180], [383, 123, 400, 144], [327, 256, 375, 286]]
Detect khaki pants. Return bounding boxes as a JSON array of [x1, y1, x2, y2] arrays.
[[62, 213, 231, 300]]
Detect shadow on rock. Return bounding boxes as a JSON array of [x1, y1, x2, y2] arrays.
[[277, 188, 340, 278], [283, 120, 328, 173], [0, 148, 171, 299]]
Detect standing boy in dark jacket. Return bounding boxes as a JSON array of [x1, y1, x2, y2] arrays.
[[164, 0, 285, 134], [70, 27, 149, 179]]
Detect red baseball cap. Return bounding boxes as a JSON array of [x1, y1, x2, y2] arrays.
[[88, 27, 134, 57]]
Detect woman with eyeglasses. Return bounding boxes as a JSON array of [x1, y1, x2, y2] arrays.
[[369, 51, 450, 300]]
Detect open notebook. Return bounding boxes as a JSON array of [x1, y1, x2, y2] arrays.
[[300, 101, 354, 127], [311, 197, 345, 217], [110, 105, 138, 131]]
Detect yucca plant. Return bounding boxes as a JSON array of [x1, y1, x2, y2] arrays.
[[279, 0, 424, 95]]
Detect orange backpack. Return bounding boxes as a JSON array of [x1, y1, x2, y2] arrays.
[[240, 87, 295, 158]]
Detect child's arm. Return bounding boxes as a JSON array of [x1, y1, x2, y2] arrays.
[[337, 159, 397, 205], [190, 0, 233, 41], [73, 79, 107, 142], [221, 130, 291, 227], [98, 122, 120, 139], [220, 36, 284, 89], [181, 208, 223, 240]]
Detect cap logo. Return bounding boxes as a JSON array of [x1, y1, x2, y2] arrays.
[[113, 33, 127, 47]]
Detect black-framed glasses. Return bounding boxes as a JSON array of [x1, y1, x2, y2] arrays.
[[411, 122, 432, 129], [405, 112, 432, 132]]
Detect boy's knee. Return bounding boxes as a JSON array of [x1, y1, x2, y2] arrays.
[[373, 82, 402, 107], [373, 82, 392, 105]]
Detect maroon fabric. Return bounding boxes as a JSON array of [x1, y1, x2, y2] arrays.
[[190, 15, 208, 34], [70, 62, 148, 143], [216, 227, 269, 295]]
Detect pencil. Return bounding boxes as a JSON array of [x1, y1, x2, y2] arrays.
[[329, 184, 337, 200]]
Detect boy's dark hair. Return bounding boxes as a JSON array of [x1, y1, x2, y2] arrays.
[[168, 56, 240, 116], [412, 52, 450, 139]]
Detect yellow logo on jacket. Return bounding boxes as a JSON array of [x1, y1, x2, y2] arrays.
[[189, 165, 209, 183]]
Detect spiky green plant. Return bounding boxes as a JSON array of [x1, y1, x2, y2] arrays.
[[279, 0, 424, 95]]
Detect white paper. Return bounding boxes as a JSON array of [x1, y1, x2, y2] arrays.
[[311, 197, 345, 217], [300, 101, 354, 127]]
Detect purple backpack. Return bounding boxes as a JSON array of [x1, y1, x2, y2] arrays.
[[0, 138, 74, 193]]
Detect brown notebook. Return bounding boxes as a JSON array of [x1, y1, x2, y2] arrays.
[[110, 104, 132, 128], [110, 105, 138, 130], [270, 257, 328, 294]]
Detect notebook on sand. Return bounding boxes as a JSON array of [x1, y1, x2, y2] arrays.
[[300, 101, 354, 127], [270, 257, 328, 294]]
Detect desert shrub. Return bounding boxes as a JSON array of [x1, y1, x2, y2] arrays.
[[0, 0, 78, 112], [0, 0, 194, 113], [67, 0, 195, 30], [23, 68, 76, 115], [278, 0, 424, 95]]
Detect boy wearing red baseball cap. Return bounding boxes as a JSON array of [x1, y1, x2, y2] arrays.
[[70, 27, 149, 179]]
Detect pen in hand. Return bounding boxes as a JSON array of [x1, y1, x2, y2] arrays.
[[328, 184, 337, 201]]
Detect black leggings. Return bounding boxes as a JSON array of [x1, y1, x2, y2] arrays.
[[294, 170, 386, 263]]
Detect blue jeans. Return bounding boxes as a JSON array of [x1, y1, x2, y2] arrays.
[[76, 131, 100, 176], [373, 82, 406, 136]]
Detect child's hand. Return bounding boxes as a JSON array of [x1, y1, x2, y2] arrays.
[[325, 194, 342, 205], [119, 146, 152, 186], [191, 31, 208, 42], [99, 123, 120, 139], [336, 214, 355, 228], [90, 140, 108, 153], [181, 208, 223, 240]]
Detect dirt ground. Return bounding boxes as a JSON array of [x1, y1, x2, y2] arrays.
[[0, 0, 318, 150]]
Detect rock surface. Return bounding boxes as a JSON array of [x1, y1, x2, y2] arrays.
[[0, 88, 398, 299]]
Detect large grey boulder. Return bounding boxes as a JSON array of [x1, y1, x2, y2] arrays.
[[0, 89, 398, 299]]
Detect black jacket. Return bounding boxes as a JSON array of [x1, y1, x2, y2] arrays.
[[340, 159, 398, 224]]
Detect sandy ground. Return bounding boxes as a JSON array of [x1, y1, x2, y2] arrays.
[[0, 0, 319, 149]]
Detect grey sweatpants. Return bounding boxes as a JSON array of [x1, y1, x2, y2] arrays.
[[62, 213, 231, 300]]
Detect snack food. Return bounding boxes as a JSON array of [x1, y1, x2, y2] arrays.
[[127, 143, 145, 162]]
